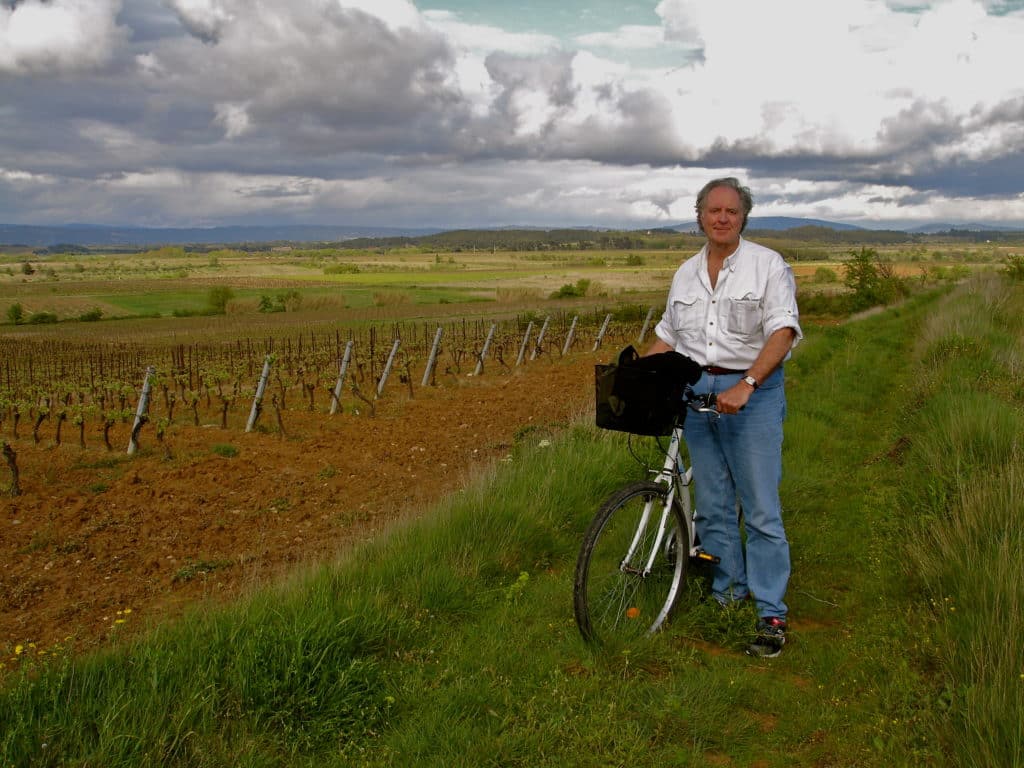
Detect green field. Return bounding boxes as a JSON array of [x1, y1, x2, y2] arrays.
[[1, 235, 1018, 340]]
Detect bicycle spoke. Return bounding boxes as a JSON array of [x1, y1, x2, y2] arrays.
[[574, 482, 689, 644]]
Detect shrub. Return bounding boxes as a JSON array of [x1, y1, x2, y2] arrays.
[[1003, 254, 1024, 281], [6, 303, 24, 325], [550, 279, 591, 299], [258, 295, 284, 313], [206, 286, 235, 314], [813, 267, 839, 283], [27, 311, 58, 324], [258, 290, 302, 313], [78, 307, 103, 322], [842, 247, 909, 311]]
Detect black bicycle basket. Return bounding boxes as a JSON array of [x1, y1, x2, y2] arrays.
[[595, 346, 701, 436]]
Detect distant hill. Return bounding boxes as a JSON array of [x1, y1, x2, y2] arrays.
[[748, 216, 866, 232], [904, 222, 1024, 234], [0, 223, 443, 248], [671, 216, 865, 233]]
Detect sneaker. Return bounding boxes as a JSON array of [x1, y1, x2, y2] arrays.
[[746, 617, 786, 658]]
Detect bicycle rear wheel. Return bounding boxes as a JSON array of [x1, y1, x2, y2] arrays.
[[574, 481, 689, 644]]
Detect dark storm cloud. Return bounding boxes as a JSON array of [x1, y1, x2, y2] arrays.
[[139, 5, 473, 160]]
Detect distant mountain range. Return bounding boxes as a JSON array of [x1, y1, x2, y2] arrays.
[[0, 223, 443, 248], [2, 218, 1022, 248], [742, 216, 865, 231]]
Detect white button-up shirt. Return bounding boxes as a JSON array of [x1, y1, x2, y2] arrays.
[[653, 237, 802, 370]]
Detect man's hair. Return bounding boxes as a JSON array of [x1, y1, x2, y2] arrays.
[[695, 177, 754, 233]]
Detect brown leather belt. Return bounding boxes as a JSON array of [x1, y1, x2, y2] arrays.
[[703, 366, 745, 375]]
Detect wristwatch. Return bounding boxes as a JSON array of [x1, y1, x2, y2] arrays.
[[741, 375, 759, 390]]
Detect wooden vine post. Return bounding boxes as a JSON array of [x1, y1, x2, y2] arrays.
[[422, 326, 444, 386], [516, 321, 533, 366], [530, 316, 550, 361], [592, 313, 612, 351], [329, 341, 354, 415], [127, 365, 155, 456], [637, 306, 656, 344], [376, 339, 401, 398], [246, 355, 273, 432], [473, 322, 497, 376], [561, 316, 578, 356]]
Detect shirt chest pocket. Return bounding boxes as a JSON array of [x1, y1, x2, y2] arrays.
[[670, 296, 704, 337], [725, 296, 762, 337]]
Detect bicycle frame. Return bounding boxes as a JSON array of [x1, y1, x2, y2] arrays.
[[620, 425, 696, 577]]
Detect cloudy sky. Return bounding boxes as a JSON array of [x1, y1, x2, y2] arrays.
[[2, 0, 1024, 231]]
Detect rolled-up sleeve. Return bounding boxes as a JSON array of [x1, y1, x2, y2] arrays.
[[653, 307, 676, 349], [762, 261, 803, 347]]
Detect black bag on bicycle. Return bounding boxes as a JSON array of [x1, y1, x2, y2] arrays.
[[595, 346, 702, 436]]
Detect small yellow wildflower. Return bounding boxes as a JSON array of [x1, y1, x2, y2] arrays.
[[14, 645, 23, 656]]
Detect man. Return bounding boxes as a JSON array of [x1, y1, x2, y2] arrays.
[[645, 177, 801, 658]]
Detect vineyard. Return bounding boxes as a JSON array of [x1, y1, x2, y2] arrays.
[[0, 308, 652, 456], [0, 307, 648, 660]]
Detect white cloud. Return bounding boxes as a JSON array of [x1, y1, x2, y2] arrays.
[[1, 166, 54, 183], [0, 0, 125, 74], [648, 0, 1024, 164], [214, 102, 251, 139], [165, 0, 234, 42], [575, 25, 665, 50], [168, 0, 422, 42]]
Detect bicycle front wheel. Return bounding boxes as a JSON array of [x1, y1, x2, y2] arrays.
[[574, 481, 689, 644]]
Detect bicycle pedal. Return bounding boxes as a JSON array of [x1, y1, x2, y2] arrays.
[[693, 551, 721, 565]]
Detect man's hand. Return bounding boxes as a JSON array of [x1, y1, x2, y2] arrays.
[[715, 381, 753, 415]]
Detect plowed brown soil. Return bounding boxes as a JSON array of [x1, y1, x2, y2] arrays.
[[1, 355, 596, 662]]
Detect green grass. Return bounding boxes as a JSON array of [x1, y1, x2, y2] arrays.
[[2, 275, 1022, 766]]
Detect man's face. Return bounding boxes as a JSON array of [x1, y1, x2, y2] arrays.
[[700, 186, 744, 251]]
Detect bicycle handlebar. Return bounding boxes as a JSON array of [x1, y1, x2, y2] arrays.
[[683, 387, 718, 414]]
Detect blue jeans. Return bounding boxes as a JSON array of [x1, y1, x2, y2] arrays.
[[684, 368, 790, 619]]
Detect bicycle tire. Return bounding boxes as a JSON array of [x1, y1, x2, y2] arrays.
[[574, 481, 689, 644]]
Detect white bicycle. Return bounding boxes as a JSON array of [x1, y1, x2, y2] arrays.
[[574, 386, 720, 644]]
